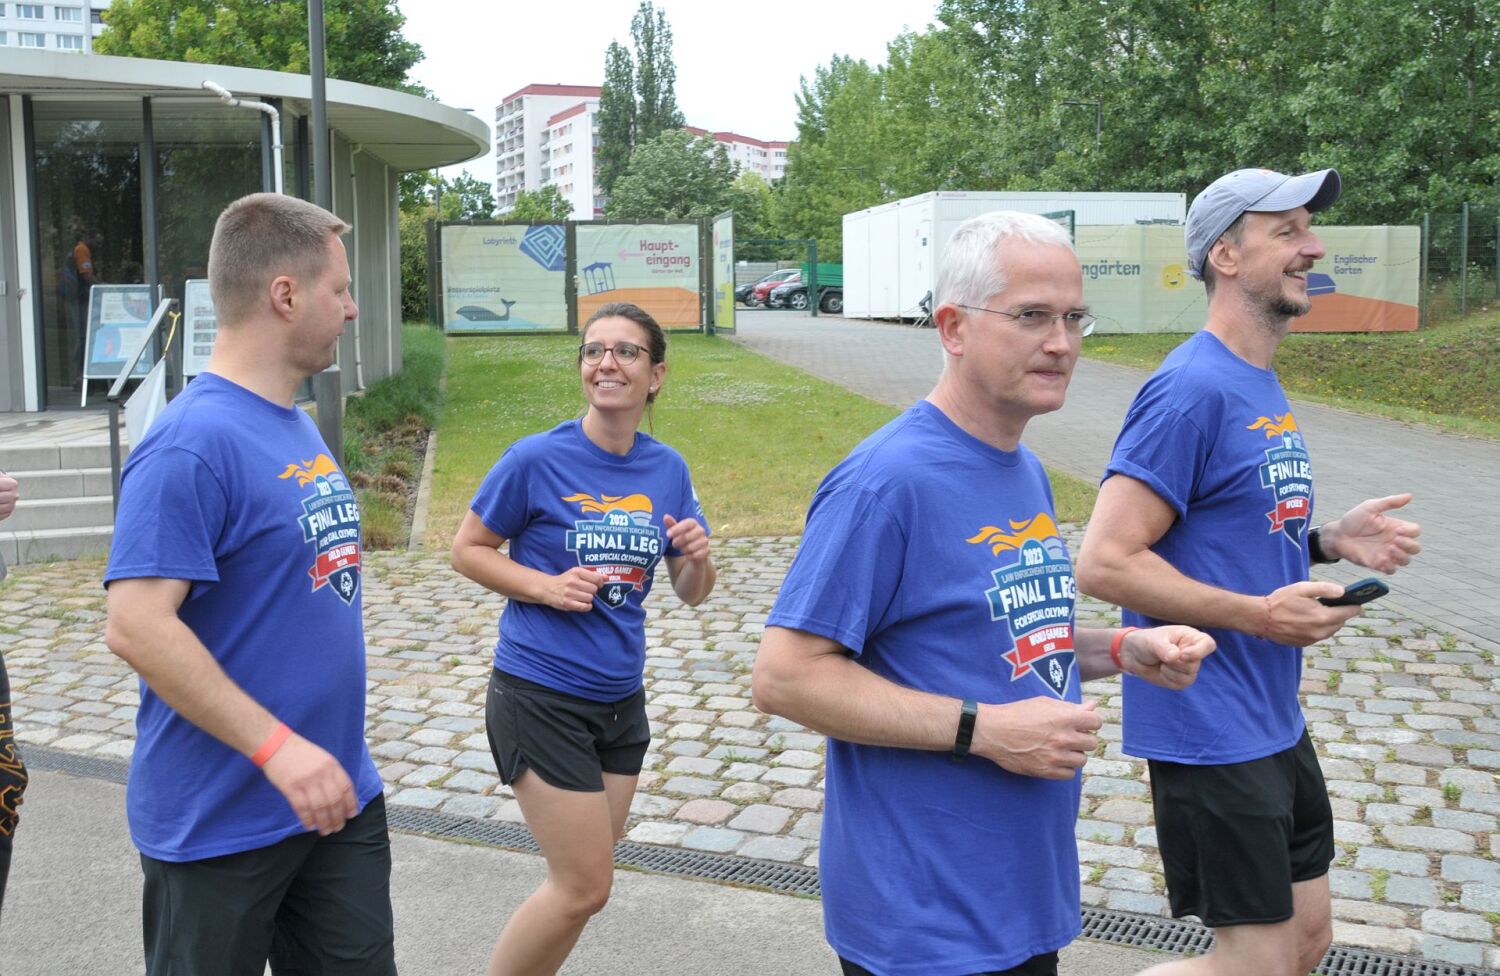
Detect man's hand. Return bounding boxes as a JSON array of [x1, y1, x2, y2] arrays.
[[1321, 494, 1422, 573], [972, 697, 1101, 780], [260, 733, 358, 835], [663, 514, 711, 562], [1120, 626, 1216, 689], [544, 566, 603, 612], [0, 474, 17, 521], [1263, 581, 1360, 646]]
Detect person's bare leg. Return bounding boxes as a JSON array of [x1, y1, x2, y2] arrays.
[[1134, 877, 1330, 976], [484, 772, 625, 976]]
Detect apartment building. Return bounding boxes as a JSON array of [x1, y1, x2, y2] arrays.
[[494, 83, 790, 220], [684, 127, 788, 182], [0, 0, 107, 52], [494, 84, 604, 218]]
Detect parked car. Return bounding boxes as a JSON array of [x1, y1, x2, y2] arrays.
[[737, 268, 800, 306], [769, 281, 844, 314], [752, 270, 799, 306]]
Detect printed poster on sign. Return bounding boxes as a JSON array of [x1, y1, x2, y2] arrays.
[[440, 223, 568, 333], [575, 223, 701, 327], [712, 212, 735, 333], [83, 284, 156, 380], [181, 279, 216, 376]]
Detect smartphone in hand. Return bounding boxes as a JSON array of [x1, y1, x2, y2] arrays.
[[1318, 577, 1389, 607]]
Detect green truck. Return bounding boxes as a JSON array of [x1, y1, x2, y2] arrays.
[[789, 262, 843, 313]]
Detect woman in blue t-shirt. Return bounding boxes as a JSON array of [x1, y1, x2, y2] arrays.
[[452, 302, 716, 976]]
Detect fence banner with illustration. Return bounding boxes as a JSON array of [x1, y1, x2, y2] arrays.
[[575, 223, 702, 327], [439, 222, 567, 333], [1073, 225, 1420, 334]]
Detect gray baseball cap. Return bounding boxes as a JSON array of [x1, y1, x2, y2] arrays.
[[1185, 168, 1342, 278]]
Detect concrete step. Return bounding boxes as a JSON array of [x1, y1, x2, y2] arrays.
[[4, 496, 116, 534], [0, 442, 127, 473], [3, 468, 114, 501], [0, 525, 113, 565]]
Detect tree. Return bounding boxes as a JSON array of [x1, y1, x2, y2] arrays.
[[771, 56, 889, 259], [96, 0, 424, 92], [605, 130, 740, 221], [507, 186, 574, 222], [397, 171, 493, 322], [631, 2, 684, 142], [596, 2, 685, 196], [438, 172, 495, 221], [596, 41, 636, 195]]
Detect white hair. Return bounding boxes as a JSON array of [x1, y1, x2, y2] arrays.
[[934, 210, 1076, 310]]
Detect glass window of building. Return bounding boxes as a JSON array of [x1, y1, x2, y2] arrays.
[[16, 3, 42, 17], [90, 6, 103, 22], [54, 5, 81, 20], [151, 101, 264, 358], [32, 99, 145, 403], [56, 32, 82, 49], [18, 31, 44, 46]]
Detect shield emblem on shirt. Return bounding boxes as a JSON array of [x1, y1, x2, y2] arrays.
[[331, 566, 360, 606]]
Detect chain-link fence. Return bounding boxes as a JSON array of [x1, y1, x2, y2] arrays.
[[1422, 205, 1500, 325]]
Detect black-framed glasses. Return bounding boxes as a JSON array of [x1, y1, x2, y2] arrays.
[[580, 341, 644, 365], [956, 305, 1097, 337]]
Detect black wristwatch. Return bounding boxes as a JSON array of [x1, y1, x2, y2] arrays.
[[1308, 525, 1340, 564], [952, 698, 978, 762]]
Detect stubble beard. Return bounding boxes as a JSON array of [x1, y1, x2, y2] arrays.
[[1243, 275, 1312, 337]]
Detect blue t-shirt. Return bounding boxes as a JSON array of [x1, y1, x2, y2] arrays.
[[768, 401, 1084, 976], [104, 373, 382, 862], [1105, 330, 1314, 764], [470, 420, 708, 701]]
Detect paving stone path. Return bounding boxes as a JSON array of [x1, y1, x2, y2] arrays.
[[5, 541, 1500, 970]]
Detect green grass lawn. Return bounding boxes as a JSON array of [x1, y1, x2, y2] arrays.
[[1082, 311, 1500, 438], [428, 332, 1098, 544]]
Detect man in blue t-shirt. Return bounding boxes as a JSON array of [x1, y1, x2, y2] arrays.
[[754, 211, 1217, 976], [104, 194, 395, 975], [1076, 168, 1422, 976]]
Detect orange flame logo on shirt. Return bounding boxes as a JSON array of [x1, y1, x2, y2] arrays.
[[562, 492, 655, 517], [1247, 414, 1299, 440], [966, 513, 1061, 555], [278, 454, 341, 487]]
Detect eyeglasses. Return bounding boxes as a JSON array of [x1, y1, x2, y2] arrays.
[[956, 305, 1097, 337], [580, 341, 644, 365]]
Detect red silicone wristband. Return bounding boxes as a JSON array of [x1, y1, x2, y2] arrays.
[[1110, 627, 1139, 672], [250, 722, 292, 768]]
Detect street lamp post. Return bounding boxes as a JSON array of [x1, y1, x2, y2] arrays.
[[307, 0, 342, 464]]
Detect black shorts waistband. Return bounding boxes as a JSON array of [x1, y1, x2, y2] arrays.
[[492, 667, 643, 706]]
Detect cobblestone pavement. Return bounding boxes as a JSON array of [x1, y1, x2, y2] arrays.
[[7, 542, 1500, 968]]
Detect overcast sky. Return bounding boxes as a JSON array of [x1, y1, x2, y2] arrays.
[[397, 0, 942, 179]]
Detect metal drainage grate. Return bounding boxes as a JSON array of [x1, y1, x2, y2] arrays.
[[1078, 908, 1495, 976], [1080, 907, 1214, 956], [26, 744, 1498, 975], [388, 804, 822, 897], [1315, 946, 1491, 976], [24, 742, 129, 784]]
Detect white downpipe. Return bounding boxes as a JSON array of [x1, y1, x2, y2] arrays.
[[200, 80, 284, 195], [348, 144, 366, 390]]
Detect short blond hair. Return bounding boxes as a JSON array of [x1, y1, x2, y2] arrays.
[[208, 193, 350, 326]]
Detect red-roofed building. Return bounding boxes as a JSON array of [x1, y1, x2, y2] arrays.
[[494, 85, 604, 217], [495, 83, 789, 219]]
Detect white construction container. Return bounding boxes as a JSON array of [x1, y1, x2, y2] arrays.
[[842, 190, 1186, 319]]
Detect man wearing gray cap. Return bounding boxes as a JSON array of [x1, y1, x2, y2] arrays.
[[1076, 168, 1422, 976]]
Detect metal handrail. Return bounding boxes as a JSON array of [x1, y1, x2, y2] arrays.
[[107, 298, 177, 515]]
